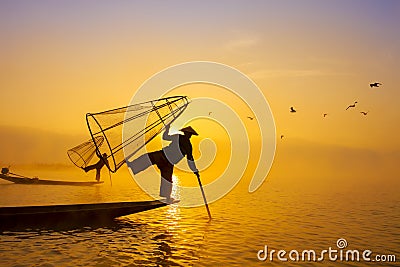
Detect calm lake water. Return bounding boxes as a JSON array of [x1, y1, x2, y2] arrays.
[[0, 166, 398, 266]]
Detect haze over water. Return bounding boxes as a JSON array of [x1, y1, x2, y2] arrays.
[[0, 166, 398, 266]]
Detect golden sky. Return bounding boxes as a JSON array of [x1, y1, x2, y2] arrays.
[[0, 1, 399, 186]]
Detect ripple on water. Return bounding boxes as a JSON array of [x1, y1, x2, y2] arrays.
[[1, 174, 399, 266]]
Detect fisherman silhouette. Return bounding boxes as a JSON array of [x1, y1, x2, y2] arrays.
[[127, 125, 200, 203], [83, 153, 109, 181]]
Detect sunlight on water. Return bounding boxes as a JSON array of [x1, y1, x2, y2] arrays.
[[167, 175, 181, 222], [171, 174, 180, 201], [0, 167, 399, 266]]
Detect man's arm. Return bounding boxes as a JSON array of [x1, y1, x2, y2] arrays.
[[162, 124, 174, 141], [103, 156, 110, 169], [186, 145, 200, 177]]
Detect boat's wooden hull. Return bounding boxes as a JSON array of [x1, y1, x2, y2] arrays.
[[0, 200, 167, 229], [0, 174, 103, 186]]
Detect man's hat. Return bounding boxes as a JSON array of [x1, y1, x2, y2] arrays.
[[180, 126, 198, 136]]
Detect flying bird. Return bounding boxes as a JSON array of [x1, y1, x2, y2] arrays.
[[346, 101, 358, 110], [370, 82, 382, 88], [247, 116, 254, 120], [280, 135, 284, 139], [290, 107, 296, 113], [360, 111, 369, 116], [208, 112, 212, 116], [323, 113, 328, 118]]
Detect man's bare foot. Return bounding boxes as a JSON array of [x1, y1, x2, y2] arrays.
[[165, 197, 180, 204]]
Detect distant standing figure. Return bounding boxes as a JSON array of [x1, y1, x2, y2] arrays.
[[83, 153, 109, 181], [127, 124, 200, 202]]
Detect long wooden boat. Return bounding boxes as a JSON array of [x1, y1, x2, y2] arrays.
[[0, 173, 104, 186], [0, 200, 168, 229]]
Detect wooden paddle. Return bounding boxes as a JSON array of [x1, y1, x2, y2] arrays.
[[196, 172, 212, 220]]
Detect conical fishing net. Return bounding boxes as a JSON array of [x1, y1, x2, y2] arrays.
[[67, 136, 105, 168], [86, 96, 189, 173]]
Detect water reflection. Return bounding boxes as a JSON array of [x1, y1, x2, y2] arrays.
[[167, 175, 181, 221], [1, 168, 398, 266]]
